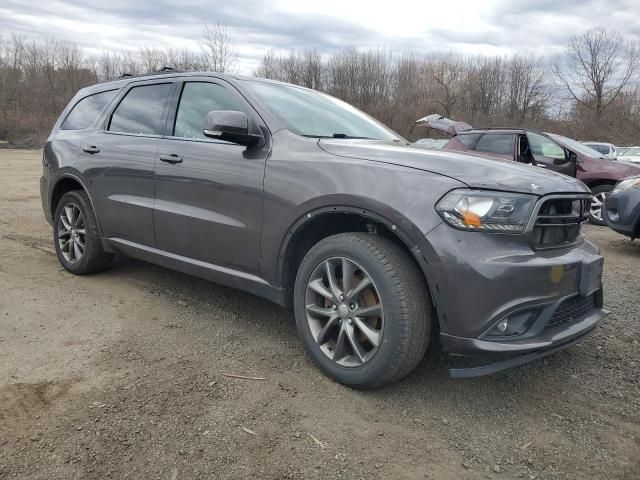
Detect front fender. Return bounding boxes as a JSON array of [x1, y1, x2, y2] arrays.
[[275, 197, 436, 277], [260, 145, 464, 283]]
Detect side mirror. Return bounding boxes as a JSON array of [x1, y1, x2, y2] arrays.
[[203, 110, 262, 147]]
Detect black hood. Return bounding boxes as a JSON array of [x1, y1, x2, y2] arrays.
[[319, 139, 590, 196]]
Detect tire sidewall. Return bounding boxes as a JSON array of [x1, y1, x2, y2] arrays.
[[294, 238, 409, 387], [53, 191, 96, 274]]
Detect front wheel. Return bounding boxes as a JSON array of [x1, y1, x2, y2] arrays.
[[293, 233, 432, 389], [589, 185, 613, 226]]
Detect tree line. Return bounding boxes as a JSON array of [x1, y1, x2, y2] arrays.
[[0, 23, 237, 146], [0, 25, 638, 147]]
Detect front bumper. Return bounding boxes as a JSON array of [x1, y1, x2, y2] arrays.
[[446, 320, 604, 378], [420, 221, 607, 375], [440, 289, 606, 355], [603, 188, 640, 238]]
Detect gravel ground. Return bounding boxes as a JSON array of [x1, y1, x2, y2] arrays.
[[0, 149, 638, 480]]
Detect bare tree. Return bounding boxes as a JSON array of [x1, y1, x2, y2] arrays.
[[201, 22, 237, 73], [554, 27, 639, 119], [1, 27, 639, 148], [431, 55, 463, 117], [505, 54, 549, 122]]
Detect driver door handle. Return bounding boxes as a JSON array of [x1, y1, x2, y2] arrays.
[[81, 145, 100, 154], [159, 153, 183, 164], [536, 164, 548, 168]]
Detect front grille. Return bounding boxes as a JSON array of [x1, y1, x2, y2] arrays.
[[544, 294, 596, 331], [532, 197, 589, 249]]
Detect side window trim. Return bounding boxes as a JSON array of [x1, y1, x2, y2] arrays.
[[100, 80, 176, 138]]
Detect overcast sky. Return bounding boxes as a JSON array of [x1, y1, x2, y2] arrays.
[[1, 0, 639, 74]]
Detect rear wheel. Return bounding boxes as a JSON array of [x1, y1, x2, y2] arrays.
[[293, 233, 431, 389], [53, 190, 112, 274], [589, 185, 613, 226]]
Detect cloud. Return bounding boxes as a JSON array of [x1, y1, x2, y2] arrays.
[[0, 0, 638, 74]]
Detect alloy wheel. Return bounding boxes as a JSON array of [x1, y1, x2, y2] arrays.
[[57, 203, 86, 263], [304, 257, 384, 367], [590, 192, 607, 221]]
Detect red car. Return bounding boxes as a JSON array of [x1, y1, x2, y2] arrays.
[[418, 114, 640, 224]]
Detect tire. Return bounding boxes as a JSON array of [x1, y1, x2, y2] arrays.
[[293, 233, 432, 389], [53, 190, 112, 275], [588, 185, 613, 226]]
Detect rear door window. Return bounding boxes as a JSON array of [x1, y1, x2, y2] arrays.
[[173, 82, 248, 140], [474, 134, 515, 155], [108, 83, 172, 135], [61, 90, 117, 130]]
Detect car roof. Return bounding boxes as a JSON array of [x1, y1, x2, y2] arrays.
[[460, 128, 527, 134]]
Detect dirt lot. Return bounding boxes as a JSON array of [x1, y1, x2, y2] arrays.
[[0, 149, 639, 480]]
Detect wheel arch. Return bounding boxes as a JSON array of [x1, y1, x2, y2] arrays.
[[277, 200, 436, 310], [50, 173, 102, 235], [582, 179, 617, 190]]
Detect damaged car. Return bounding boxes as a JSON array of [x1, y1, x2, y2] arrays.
[[42, 75, 608, 387], [417, 114, 640, 225]]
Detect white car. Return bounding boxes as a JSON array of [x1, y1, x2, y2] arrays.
[[618, 146, 640, 164], [582, 142, 618, 160]]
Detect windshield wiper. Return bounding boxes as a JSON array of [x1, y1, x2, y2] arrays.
[[301, 134, 407, 143], [331, 133, 377, 140], [301, 133, 378, 140]]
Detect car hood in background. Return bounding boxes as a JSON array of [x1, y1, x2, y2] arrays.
[[319, 139, 591, 196]]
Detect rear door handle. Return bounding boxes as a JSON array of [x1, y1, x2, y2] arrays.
[[159, 154, 183, 164], [82, 145, 100, 154]]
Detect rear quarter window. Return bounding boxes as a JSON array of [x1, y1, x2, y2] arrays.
[[60, 90, 118, 130]]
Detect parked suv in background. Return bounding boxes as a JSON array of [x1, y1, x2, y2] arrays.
[[418, 114, 640, 225], [41, 73, 607, 387]]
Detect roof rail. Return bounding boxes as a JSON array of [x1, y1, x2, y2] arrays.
[[114, 67, 185, 82], [471, 126, 525, 131], [155, 66, 185, 73]]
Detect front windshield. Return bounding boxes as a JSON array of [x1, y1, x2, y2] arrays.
[[243, 80, 403, 142], [547, 133, 605, 158]]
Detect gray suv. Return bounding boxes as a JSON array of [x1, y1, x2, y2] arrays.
[[41, 72, 608, 388]]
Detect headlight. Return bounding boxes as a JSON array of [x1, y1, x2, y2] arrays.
[[436, 189, 537, 233], [612, 177, 640, 194]]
